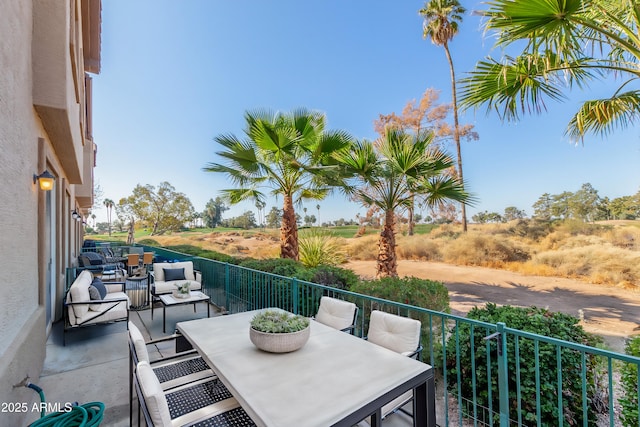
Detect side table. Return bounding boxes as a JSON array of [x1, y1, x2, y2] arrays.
[[125, 274, 149, 310]]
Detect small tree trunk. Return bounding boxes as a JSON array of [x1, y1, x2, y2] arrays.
[[376, 209, 398, 278], [280, 194, 299, 260], [408, 193, 415, 236]]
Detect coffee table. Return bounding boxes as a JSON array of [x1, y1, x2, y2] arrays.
[[158, 291, 210, 333]]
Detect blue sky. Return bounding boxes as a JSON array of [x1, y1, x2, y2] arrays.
[[92, 1, 640, 224]]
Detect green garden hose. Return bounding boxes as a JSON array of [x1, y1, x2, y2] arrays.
[[27, 382, 105, 427]]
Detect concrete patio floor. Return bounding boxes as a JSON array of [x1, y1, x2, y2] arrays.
[[23, 303, 418, 427]]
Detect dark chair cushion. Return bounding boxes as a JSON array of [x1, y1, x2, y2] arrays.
[[91, 278, 107, 299], [164, 268, 186, 281], [82, 251, 107, 265]]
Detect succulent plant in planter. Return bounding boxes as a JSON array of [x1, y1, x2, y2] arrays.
[[249, 310, 310, 353], [172, 281, 191, 298]]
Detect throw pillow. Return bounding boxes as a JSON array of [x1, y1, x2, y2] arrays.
[[91, 277, 107, 299], [163, 268, 185, 281], [88, 285, 101, 300]]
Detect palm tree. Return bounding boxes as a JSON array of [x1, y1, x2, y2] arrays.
[[338, 128, 471, 277], [316, 204, 321, 226], [204, 108, 353, 260], [459, 0, 640, 140], [103, 198, 114, 236], [420, 0, 469, 232]]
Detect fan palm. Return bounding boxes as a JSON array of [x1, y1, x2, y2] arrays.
[[103, 198, 114, 236], [204, 108, 353, 260], [338, 128, 472, 277], [460, 0, 640, 140], [420, 0, 469, 231]]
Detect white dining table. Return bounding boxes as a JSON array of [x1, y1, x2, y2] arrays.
[[177, 310, 435, 427]]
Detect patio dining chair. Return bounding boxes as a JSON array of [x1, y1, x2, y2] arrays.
[[135, 360, 257, 427], [365, 310, 423, 422], [128, 322, 215, 425], [128, 253, 141, 276], [314, 296, 358, 334]]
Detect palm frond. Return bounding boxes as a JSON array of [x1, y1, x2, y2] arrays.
[[219, 188, 264, 205], [459, 55, 574, 120], [421, 176, 476, 206], [567, 90, 640, 140]]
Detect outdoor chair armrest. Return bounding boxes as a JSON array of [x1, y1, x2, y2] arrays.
[[66, 296, 129, 306], [402, 344, 423, 359], [145, 333, 182, 345]]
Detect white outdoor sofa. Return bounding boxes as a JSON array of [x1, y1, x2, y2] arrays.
[[64, 269, 130, 345], [150, 261, 202, 296]]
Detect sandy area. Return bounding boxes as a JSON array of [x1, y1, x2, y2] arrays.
[[346, 260, 640, 353]]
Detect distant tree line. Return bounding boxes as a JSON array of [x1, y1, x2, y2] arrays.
[[472, 183, 640, 224]]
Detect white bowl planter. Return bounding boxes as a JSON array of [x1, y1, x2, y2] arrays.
[[172, 290, 191, 299], [249, 325, 310, 353]]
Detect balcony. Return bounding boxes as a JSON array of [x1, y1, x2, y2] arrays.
[[25, 246, 640, 426]]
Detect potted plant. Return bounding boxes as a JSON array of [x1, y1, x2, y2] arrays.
[[172, 281, 191, 299], [249, 310, 310, 353]]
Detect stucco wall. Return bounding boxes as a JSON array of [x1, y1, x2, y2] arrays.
[[0, 0, 55, 423]]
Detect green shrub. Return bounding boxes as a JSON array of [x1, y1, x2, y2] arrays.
[[448, 304, 605, 426], [351, 276, 450, 314], [296, 265, 360, 291], [137, 238, 160, 246], [164, 244, 239, 264], [621, 335, 640, 427], [239, 258, 305, 277], [298, 230, 345, 267]]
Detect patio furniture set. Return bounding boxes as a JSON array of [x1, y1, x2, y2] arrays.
[[64, 258, 207, 344], [130, 297, 436, 427], [65, 253, 436, 425]]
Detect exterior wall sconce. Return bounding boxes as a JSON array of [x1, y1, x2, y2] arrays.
[[34, 170, 55, 191], [72, 210, 82, 221]]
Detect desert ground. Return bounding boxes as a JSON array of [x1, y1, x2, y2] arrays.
[[146, 230, 640, 352], [346, 260, 640, 353]]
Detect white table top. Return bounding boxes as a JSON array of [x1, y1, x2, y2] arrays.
[[177, 310, 433, 427], [159, 291, 208, 306]]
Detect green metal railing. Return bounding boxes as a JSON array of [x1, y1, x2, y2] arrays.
[[81, 245, 640, 426]]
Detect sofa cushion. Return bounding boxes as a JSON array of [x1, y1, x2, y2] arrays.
[[163, 267, 185, 282], [153, 262, 195, 282], [154, 280, 202, 295], [91, 278, 107, 299], [82, 251, 106, 265], [88, 285, 101, 300], [69, 270, 93, 318]]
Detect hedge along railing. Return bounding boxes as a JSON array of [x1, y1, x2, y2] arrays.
[[131, 249, 640, 427]]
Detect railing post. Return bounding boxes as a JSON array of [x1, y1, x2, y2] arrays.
[[292, 278, 298, 315], [496, 322, 509, 427], [224, 263, 230, 313]]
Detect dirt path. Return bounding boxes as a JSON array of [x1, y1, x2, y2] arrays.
[[346, 260, 640, 353]]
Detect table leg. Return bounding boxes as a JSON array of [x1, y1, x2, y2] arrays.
[[207, 302, 210, 318], [370, 409, 382, 427], [163, 305, 166, 333], [414, 376, 435, 427]]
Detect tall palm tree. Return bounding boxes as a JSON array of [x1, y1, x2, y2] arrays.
[[316, 204, 321, 226], [204, 108, 353, 260], [420, 0, 469, 231], [338, 128, 472, 277], [103, 198, 114, 236], [460, 0, 640, 140]]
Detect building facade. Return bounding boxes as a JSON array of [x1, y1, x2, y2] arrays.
[[0, 0, 101, 424]]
